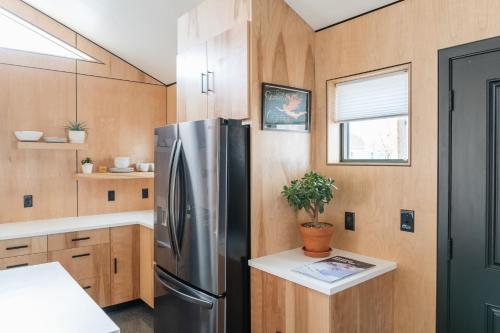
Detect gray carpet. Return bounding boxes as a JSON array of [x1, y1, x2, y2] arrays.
[[106, 301, 154, 333]]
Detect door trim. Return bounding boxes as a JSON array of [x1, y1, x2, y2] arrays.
[[438, 35, 500, 333]]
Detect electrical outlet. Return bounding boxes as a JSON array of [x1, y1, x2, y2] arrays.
[[142, 188, 149, 199], [108, 190, 115, 202], [345, 212, 355, 231], [400, 209, 414, 232], [23, 195, 33, 208]]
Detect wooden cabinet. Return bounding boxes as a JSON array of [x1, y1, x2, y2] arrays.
[[177, 22, 249, 122], [139, 225, 154, 308], [207, 21, 249, 120], [0, 253, 47, 270], [251, 269, 394, 333], [177, 42, 209, 122], [48, 228, 109, 251], [0, 236, 47, 258], [110, 226, 140, 305], [48, 243, 111, 306]]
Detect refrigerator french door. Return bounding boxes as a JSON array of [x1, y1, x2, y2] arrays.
[[154, 119, 250, 333]]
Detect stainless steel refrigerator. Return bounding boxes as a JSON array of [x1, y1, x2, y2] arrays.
[[154, 118, 250, 333]]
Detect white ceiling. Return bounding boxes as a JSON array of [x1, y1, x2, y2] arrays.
[[22, 0, 399, 85], [285, 0, 400, 31]]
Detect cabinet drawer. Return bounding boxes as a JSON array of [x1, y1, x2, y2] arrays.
[[0, 253, 47, 270], [48, 244, 110, 281], [0, 236, 47, 259], [48, 228, 109, 251], [78, 276, 110, 307]]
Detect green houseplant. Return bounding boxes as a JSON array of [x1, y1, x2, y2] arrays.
[[66, 121, 88, 144], [282, 171, 336, 257], [81, 157, 93, 174]]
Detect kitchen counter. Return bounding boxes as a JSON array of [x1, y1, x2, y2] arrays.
[[0, 210, 153, 240], [248, 247, 397, 295], [0, 262, 119, 333]]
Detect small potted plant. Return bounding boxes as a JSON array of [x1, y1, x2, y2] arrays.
[[81, 157, 94, 174], [282, 171, 337, 258], [66, 121, 87, 144]]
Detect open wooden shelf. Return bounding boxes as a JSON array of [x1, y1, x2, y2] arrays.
[[17, 141, 88, 150], [75, 172, 154, 180]]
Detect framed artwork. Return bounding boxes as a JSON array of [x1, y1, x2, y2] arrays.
[[261, 83, 311, 132]]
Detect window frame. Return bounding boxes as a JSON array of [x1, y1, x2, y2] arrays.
[[326, 63, 412, 166]]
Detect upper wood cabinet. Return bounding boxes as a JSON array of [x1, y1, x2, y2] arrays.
[[110, 225, 140, 305], [207, 22, 249, 120], [177, 22, 249, 122]]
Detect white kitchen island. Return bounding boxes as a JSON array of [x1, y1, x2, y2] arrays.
[[0, 262, 119, 333]]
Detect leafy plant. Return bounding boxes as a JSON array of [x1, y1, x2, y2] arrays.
[[81, 157, 93, 165], [282, 171, 336, 228], [66, 121, 88, 131]]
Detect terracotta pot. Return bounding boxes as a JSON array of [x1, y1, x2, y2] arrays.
[[299, 223, 334, 258]]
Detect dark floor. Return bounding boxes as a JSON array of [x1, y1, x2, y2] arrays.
[[105, 301, 154, 333]]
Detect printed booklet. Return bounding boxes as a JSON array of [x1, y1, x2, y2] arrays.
[[293, 256, 375, 283]]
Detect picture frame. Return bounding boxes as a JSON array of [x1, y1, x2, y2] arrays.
[[261, 83, 311, 132]]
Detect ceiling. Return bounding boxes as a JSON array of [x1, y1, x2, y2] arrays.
[[22, 0, 399, 85], [284, 0, 400, 31]]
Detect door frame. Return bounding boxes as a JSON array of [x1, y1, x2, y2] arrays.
[[438, 36, 500, 333]]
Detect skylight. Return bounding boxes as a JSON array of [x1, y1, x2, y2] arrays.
[[0, 6, 98, 62]]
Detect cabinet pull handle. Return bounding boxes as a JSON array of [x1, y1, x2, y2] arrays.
[[82, 286, 92, 290], [6, 245, 28, 251], [201, 73, 208, 94], [71, 237, 90, 242], [114, 258, 117, 274], [6, 263, 28, 269], [207, 71, 214, 92], [72, 253, 90, 259]]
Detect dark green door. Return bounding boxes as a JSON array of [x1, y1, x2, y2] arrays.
[[450, 50, 500, 332]]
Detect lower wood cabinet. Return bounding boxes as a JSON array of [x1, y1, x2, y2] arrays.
[[48, 243, 111, 307], [0, 252, 47, 270], [139, 225, 154, 308], [0, 236, 47, 259], [251, 268, 394, 333], [110, 225, 140, 305]]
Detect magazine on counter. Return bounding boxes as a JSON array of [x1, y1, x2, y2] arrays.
[[293, 256, 375, 283]]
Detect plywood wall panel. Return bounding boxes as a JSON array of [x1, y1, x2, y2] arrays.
[[313, 0, 500, 332], [0, 65, 77, 223], [76, 75, 165, 216], [76, 36, 163, 85], [249, 0, 314, 258], [166, 84, 177, 124]]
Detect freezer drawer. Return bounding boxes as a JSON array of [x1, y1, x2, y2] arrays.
[[154, 266, 225, 333]]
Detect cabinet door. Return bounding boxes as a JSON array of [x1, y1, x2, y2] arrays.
[[139, 225, 154, 308], [177, 43, 208, 122], [207, 21, 249, 120], [110, 225, 140, 305]]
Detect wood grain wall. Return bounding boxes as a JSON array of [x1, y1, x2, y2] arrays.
[[313, 0, 500, 332], [0, 0, 167, 223], [249, 0, 315, 257]]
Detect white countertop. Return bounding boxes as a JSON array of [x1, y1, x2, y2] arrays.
[[248, 248, 397, 296], [0, 262, 119, 333], [0, 210, 153, 240]]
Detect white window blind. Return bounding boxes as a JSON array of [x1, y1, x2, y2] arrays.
[[334, 70, 408, 122]]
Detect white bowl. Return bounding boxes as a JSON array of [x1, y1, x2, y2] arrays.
[[137, 163, 149, 172], [15, 131, 43, 142], [114, 156, 130, 168]]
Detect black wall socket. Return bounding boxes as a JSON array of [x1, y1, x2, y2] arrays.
[[23, 195, 33, 208], [142, 188, 149, 199], [345, 212, 355, 231], [108, 190, 115, 202], [401, 209, 414, 232]]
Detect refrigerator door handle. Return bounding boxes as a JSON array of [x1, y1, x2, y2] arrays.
[[167, 139, 179, 258], [154, 270, 213, 309], [169, 139, 182, 259]]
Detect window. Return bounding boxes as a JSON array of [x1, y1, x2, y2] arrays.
[[0, 6, 98, 62], [327, 65, 410, 164]]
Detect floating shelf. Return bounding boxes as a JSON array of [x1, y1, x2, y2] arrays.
[[75, 172, 154, 180], [17, 141, 88, 150]]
